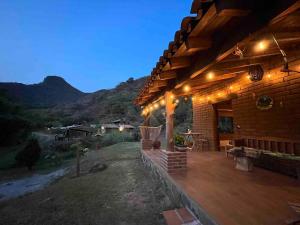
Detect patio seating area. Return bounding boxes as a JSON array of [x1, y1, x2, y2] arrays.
[[142, 150, 300, 225]]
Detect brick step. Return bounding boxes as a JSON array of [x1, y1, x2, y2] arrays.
[[163, 208, 202, 225]]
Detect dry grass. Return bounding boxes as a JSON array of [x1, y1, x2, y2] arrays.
[[0, 142, 175, 225]]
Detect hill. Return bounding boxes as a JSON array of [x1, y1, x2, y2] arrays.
[[0, 76, 147, 126], [49, 77, 147, 125], [0, 76, 86, 108]]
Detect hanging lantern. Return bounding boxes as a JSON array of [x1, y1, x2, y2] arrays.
[[248, 65, 264, 81]]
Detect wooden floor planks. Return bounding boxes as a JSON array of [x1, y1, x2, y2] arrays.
[[144, 150, 300, 225]]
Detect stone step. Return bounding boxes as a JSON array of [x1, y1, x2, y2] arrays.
[[163, 208, 202, 225]]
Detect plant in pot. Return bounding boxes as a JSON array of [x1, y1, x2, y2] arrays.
[[174, 134, 188, 152], [152, 139, 161, 149]]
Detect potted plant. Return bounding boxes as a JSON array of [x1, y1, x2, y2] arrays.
[[174, 134, 188, 152]]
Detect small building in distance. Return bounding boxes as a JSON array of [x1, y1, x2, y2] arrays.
[[101, 119, 135, 134]]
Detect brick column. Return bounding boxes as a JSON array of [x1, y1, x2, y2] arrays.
[[160, 150, 187, 173], [161, 92, 187, 173]]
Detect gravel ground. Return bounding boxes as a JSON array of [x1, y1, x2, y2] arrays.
[[0, 142, 176, 225]]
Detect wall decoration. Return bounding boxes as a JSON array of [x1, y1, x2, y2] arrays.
[[249, 65, 264, 81], [218, 116, 234, 134], [256, 95, 273, 110]]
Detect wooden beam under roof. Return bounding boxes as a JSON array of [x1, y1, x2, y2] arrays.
[[184, 72, 240, 90], [159, 71, 177, 80], [150, 79, 168, 88], [148, 87, 161, 93], [185, 36, 212, 50], [169, 56, 192, 69], [190, 3, 249, 38]]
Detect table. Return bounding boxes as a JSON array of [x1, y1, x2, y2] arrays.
[[229, 147, 261, 171], [181, 133, 208, 152]]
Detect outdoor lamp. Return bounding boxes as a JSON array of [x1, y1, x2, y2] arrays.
[[119, 125, 124, 132], [248, 65, 264, 81]]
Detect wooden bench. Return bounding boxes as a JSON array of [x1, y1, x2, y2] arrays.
[[163, 208, 201, 225]]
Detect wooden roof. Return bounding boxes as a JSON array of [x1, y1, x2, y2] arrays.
[[135, 0, 300, 106]]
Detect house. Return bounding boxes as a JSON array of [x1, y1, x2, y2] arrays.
[[135, 1, 300, 224], [100, 123, 135, 134]]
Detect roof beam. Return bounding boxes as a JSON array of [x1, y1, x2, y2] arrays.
[[169, 56, 192, 69], [159, 71, 177, 80], [151, 80, 168, 88], [185, 36, 212, 50]]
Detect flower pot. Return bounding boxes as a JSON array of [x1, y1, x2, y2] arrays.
[[175, 146, 188, 152]]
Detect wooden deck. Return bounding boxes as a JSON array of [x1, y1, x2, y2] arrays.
[[143, 150, 300, 225]]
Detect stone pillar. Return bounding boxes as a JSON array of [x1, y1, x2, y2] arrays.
[[165, 91, 175, 152]]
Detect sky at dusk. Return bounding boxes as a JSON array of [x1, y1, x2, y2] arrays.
[[0, 0, 191, 92]]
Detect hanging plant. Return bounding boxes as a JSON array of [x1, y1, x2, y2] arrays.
[[256, 95, 273, 110], [249, 65, 264, 81]]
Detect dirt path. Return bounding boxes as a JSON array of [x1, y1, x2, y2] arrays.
[[0, 142, 176, 225], [0, 168, 67, 201]]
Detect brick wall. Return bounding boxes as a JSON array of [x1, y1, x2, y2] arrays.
[[193, 99, 218, 151], [160, 150, 187, 173], [192, 62, 300, 154]]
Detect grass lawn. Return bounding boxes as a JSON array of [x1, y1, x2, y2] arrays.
[[0, 142, 176, 225]]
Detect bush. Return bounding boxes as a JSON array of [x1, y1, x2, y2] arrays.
[[100, 131, 134, 147], [15, 138, 41, 170]]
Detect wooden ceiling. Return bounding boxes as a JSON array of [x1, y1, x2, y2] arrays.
[[135, 0, 300, 106]]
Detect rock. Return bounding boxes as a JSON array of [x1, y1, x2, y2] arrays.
[[88, 163, 107, 174]]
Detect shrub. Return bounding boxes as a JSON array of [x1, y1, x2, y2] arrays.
[[15, 138, 41, 170], [100, 131, 134, 147]]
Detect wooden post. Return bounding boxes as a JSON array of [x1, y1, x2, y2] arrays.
[[165, 91, 175, 152], [143, 114, 150, 126], [76, 147, 80, 177]]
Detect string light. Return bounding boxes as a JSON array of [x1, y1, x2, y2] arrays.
[[207, 72, 215, 80], [170, 94, 175, 99], [217, 92, 224, 97], [160, 99, 166, 106], [183, 85, 191, 93], [255, 40, 269, 52], [175, 99, 179, 104], [154, 103, 159, 109]]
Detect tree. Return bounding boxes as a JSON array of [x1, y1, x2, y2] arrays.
[[15, 139, 41, 170]]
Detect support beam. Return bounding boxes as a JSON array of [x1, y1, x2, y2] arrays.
[[169, 56, 192, 69], [159, 71, 177, 80], [151, 80, 168, 88], [185, 36, 212, 50], [149, 87, 160, 93], [190, 73, 239, 87], [165, 91, 175, 152]]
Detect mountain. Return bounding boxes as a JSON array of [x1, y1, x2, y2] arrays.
[[49, 77, 147, 125], [0, 76, 86, 108], [0, 76, 147, 126]]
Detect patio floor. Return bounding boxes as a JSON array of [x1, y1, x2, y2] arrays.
[[142, 150, 300, 225]]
